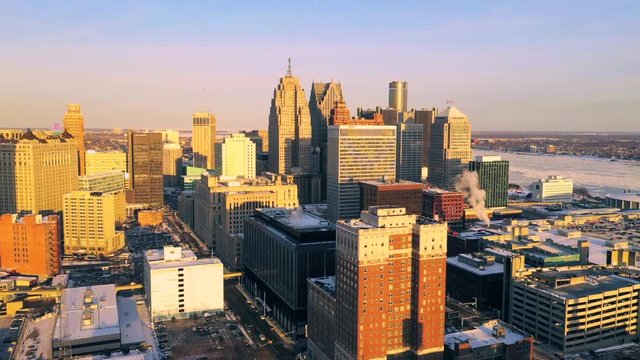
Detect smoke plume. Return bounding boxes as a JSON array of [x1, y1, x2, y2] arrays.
[[455, 170, 490, 226]]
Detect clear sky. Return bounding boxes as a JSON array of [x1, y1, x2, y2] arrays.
[[1, 1, 638, 132]]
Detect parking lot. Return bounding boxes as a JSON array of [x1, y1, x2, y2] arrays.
[[154, 311, 277, 360]]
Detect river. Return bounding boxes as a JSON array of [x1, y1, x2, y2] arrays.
[[473, 149, 640, 197]]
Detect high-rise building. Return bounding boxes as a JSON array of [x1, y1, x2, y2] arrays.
[[243, 129, 269, 153], [380, 108, 400, 125], [63, 104, 86, 175], [422, 189, 465, 231], [328, 100, 384, 126], [307, 277, 336, 360], [215, 133, 256, 179], [162, 143, 183, 187], [428, 105, 472, 190], [193, 172, 299, 255], [63, 191, 125, 255], [0, 130, 78, 215], [144, 245, 223, 321], [243, 207, 335, 336], [469, 155, 509, 208], [192, 112, 216, 170], [530, 175, 573, 202], [157, 129, 180, 144], [328, 206, 447, 359], [415, 108, 437, 170], [389, 81, 408, 112], [85, 150, 127, 175], [0, 214, 61, 278], [127, 131, 163, 207], [177, 190, 195, 229], [397, 122, 423, 182], [78, 172, 126, 224], [268, 61, 312, 174], [359, 179, 424, 215], [327, 125, 396, 222]]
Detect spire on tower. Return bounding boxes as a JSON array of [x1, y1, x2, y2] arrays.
[[287, 58, 292, 77]]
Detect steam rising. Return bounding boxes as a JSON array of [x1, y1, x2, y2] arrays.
[[455, 170, 490, 226]]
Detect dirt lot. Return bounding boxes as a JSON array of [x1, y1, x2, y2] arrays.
[[157, 313, 276, 360]]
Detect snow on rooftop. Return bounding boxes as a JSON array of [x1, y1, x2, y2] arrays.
[[145, 246, 220, 270], [117, 297, 144, 346], [447, 256, 504, 276], [445, 320, 529, 350]]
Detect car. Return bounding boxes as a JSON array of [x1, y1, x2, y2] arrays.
[[259, 334, 266, 341]]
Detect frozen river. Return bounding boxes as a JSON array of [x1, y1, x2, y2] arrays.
[[474, 149, 640, 197]]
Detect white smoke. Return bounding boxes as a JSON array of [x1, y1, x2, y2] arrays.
[[455, 170, 490, 226]]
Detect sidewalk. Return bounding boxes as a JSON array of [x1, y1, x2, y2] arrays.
[[235, 284, 295, 346]]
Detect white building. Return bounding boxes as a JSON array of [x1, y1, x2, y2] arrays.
[[144, 246, 223, 320], [530, 175, 574, 202], [215, 133, 256, 179]]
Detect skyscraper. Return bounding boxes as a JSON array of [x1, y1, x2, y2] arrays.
[[396, 122, 424, 182], [389, 81, 408, 112], [63, 104, 86, 175], [0, 130, 78, 214], [415, 108, 437, 170], [0, 213, 61, 278], [428, 105, 472, 190], [192, 112, 216, 170], [468, 155, 509, 208], [127, 131, 164, 207], [331, 206, 447, 359], [162, 143, 183, 187], [215, 133, 256, 179], [268, 60, 312, 174], [327, 125, 396, 222]]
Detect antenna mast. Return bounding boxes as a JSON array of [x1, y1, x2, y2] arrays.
[[287, 58, 292, 77]]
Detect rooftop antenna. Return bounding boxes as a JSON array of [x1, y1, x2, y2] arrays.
[[287, 58, 292, 77]]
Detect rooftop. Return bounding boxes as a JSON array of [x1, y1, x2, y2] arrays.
[[309, 276, 336, 297], [145, 245, 221, 270], [359, 179, 424, 189], [444, 320, 531, 350], [447, 255, 504, 276], [520, 269, 640, 299], [606, 193, 640, 202], [256, 207, 332, 232]]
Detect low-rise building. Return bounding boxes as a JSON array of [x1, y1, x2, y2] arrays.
[[423, 189, 465, 231], [530, 175, 573, 202], [444, 320, 534, 360], [447, 253, 504, 311], [137, 210, 163, 227], [359, 179, 424, 215], [144, 246, 223, 321]]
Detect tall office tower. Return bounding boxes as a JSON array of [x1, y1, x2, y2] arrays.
[[127, 131, 163, 207], [468, 155, 509, 208], [243, 129, 269, 153], [162, 143, 183, 187], [78, 172, 126, 224], [333, 207, 447, 359], [428, 105, 472, 190], [268, 61, 312, 174], [397, 122, 424, 182], [359, 179, 424, 215], [215, 133, 256, 179], [327, 125, 396, 222], [63, 104, 87, 175], [380, 108, 401, 125], [193, 172, 299, 257], [415, 108, 437, 170], [309, 81, 343, 201], [63, 191, 125, 255], [192, 112, 216, 170], [0, 214, 61, 278], [389, 81, 408, 112], [85, 150, 127, 175], [0, 130, 78, 215]]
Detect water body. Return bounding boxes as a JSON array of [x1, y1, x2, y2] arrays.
[[474, 149, 640, 197]]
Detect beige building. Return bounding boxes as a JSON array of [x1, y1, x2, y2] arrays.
[[0, 130, 78, 214], [0, 129, 23, 140], [326, 125, 397, 222], [85, 150, 127, 174], [192, 112, 216, 170], [63, 104, 86, 175], [193, 172, 299, 265], [428, 105, 472, 190], [530, 175, 574, 202], [163, 143, 183, 187], [268, 61, 312, 174], [63, 191, 125, 255], [78, 172, 126, 224], [215, 133, 256, 179]]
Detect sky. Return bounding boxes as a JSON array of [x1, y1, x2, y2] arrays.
[[0, 1, 639, 132]]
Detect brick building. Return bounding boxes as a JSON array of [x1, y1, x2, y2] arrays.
[[422, 190, 465, 231], [359, 179, 424, 215]]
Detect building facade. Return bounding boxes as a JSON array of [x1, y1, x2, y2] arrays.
[[0, 130, 78, 215], [192, 112, 217, 170], [422, 190, 465, 231], [428, 106, 472, 190], [78, 172, 126, 224], [415, 108, 436, 171], [215, 133, 256, 179], [127, 131, 163, 207], [389, 81, 408, 112], [359, 179, 424, 215], [446, 254, 504, 311], [468, 155, 509, 208], [162, 143, 183, 187], [307, 277, 336, 360], [397, 122, 424, 182], [444, 320, 534, 360], [331, 207, 447, 360], [0, 214, 60, 278], [530, 175, 573, 202], [63, 191, 125, 255], [144, 246, 224, 320], [268, 62, 312, 174], [327, 125, 397, 222], [63, 104, 86, 175], [243, 208, 336, 336], [85, 150, 127, 176]]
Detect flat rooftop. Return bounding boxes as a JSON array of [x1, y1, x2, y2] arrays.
[[117, 297, 144, 346], [256, 207, 333, 232], [145, 246, 221, 270], [520, 270, 640, 299], [445, 320, 530, 350], [447, 256, 504, 276], [359, 179, 424, 189], [309, 276, 336, 297]]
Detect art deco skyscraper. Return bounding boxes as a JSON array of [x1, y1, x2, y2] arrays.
[[127, 131, 164, 207], [428, 105, 472, 190], [192, 112, 216, 170], [63, 104, 87, 175], [268, 60, 312, 174], [389, 81, 408, 112]]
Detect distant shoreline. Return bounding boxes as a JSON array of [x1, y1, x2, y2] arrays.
[[473, 147, 640, 164]]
